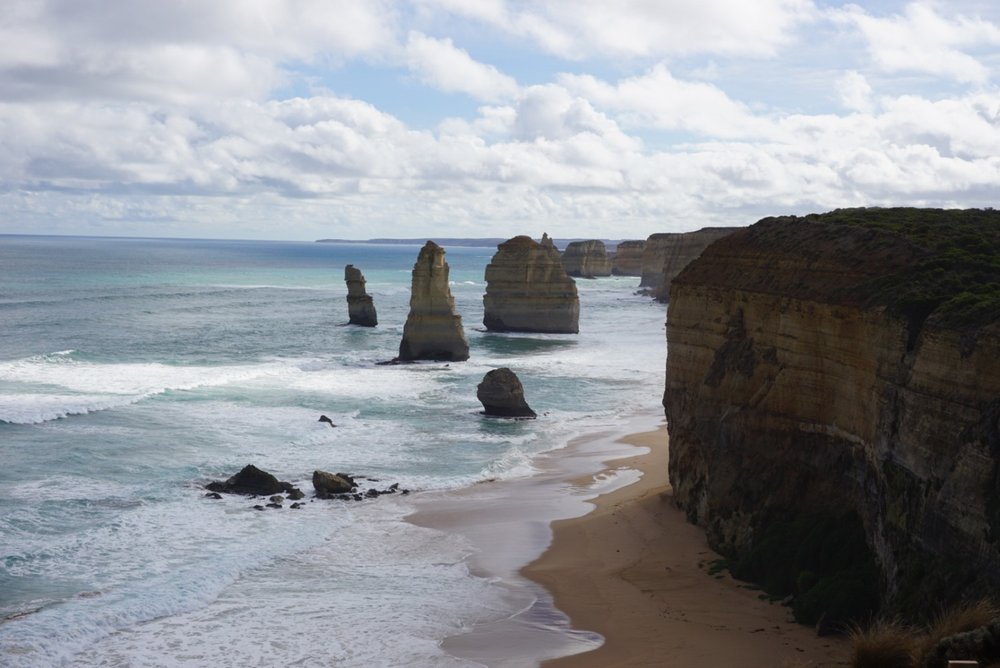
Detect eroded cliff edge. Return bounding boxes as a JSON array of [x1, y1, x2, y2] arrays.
[[664, 208, 1000, 626]]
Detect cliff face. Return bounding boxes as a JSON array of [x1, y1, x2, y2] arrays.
[[483, 234, 579, 334], [664, 209, 1000, 623], [639, 228, 738, 296], [561, 240, 612, 278], [398, 241, 470, 361], [611, 240, 644, 276], [344, 264, 377, 327]]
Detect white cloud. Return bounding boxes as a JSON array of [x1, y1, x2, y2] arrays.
[[420, 0, 815, 59], [559, 64, 775, 139], [835, 2, 1000, 84], [836, 71, 875, 113], [0, 0, 399, 103], [404, 32, 519, 101]]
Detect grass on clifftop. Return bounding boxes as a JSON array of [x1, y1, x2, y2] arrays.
[[760, 207, 1000, 329]]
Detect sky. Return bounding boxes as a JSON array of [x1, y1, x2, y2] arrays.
[[1, 1, 999, 241]]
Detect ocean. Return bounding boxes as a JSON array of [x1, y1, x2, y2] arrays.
[[0, 235, 667, 667]]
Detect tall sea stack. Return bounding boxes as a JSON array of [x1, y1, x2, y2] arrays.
[[664, 208, 1000, 625], [611, 240, 645, 276], [397, 241, 469, 362], [561, 240, 612, 278], [483, 234, 579, 334], [639, 228, 737, 299], [344, 264, 377, 327]]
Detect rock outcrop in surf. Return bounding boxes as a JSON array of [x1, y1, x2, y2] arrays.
[[345, 264, 377, 326], [397, 241, 470, 362], [205, 464, 303, 497], [561, 240, 612, 278], [483, 234, 579, 333], [477, 368, 536, 418]]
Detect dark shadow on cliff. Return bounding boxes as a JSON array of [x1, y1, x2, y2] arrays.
[[729, 510, 881, 633]]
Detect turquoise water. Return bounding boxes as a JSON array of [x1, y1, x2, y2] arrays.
[[0, 235, 667, 666]]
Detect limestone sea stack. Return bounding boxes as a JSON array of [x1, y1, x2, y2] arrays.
[[638, 228, 738, 299], [561, 240, 612, 278], [483, 234, 579, 333], [611, 240, 645, 276], [664, 207, 1000, 626], [477, 368, 536, 418], [344, 264, 377, 327], [397, 241, 470, 362]]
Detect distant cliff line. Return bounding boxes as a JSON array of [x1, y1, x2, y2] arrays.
[[316, 237, 629, 250]]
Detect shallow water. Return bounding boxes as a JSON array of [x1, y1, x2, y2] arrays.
[[0, 235, 667, 666]]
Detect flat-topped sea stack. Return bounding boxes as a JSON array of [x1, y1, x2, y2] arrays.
[[397, 241, 469, 362], [561, 240, 612, 278], [344, 264, 377, 327], [483, 234, 579, 334], [664, 208, 1000, 627], [611, 240, 644, 276], [639, 228, 738, 300]]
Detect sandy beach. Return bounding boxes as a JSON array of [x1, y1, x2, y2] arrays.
[[409, 416, 849, 667], [524, 425, 850, 667]]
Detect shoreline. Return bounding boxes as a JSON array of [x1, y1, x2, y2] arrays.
[[409, 414, 850, 667], [524, 424, 850, 667]]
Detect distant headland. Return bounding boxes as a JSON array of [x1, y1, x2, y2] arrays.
[[316, 236, 625, 250]]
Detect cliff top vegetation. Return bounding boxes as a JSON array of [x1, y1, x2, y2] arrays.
[[756, 207, 1000, 329]]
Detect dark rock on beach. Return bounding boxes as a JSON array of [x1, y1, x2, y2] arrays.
[[313, 470, 356, 498], [206, 464, 291, 496], [477, 368, 536, 418]]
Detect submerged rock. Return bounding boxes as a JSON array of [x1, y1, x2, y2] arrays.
[[561, 240, 612, 278], [345, 264, 377, 327], [205, 465, 300, 497], [318, 414, 336, 427], [477, 368, 536, 418], [396, 241, 470, 362], [483, 234, 579, 334]]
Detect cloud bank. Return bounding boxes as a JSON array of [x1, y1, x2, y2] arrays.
[[0, 0, 998, 239]]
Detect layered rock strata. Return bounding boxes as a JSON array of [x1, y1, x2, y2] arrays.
[[561, 240, 612, 278], [611, 240, 645, 276], [483, 234, 579, 333], [397, 241, 470, 362], [664, 208, 1000, 624], [344, 264, 377, 326], [477, 368, 536, 418], [639, 228, 737, 299]]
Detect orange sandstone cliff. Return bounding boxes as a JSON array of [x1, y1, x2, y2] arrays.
[[664, 208, 1000, 626]]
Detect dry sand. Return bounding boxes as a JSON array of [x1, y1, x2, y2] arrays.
[[524, 425, 851, 667]]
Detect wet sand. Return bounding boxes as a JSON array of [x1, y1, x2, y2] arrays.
[[524, 425, 850, 667], [408, 416, 849, 667]]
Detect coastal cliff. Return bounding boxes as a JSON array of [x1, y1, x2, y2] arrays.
[[639, 228, 738, 297], [611, 240, 644, 276], [398, 241, 469, 361], [664, 208, 1000, 625], [483, 234, 579, 334], [561, 240, 612, 278]]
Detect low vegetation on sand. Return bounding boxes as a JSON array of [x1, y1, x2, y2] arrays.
[[850, 600, 1000, 668]]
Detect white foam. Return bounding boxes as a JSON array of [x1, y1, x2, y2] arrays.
[[0, 353, 293, 424]]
